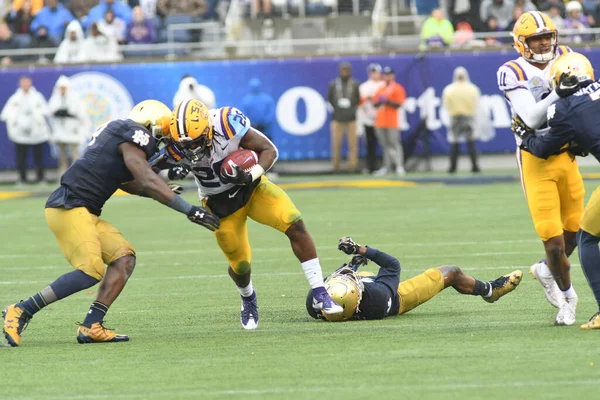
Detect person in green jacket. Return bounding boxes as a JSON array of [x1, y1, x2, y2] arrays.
[[420, 8, 455, 50]]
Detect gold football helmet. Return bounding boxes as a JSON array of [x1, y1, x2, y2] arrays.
[[170, 99, 213, 162], [127, 99, 171, 139], [322, 267, 364, 322], [512, 11, 557, 63], [549, 52, 595, 89]]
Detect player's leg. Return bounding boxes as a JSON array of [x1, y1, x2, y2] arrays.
[[396, 268, 445, 315], [247, 178, 343, 315], [75, 218, 136, 343], [438, 266, 522, 303], [2, 207, 102, 346], [519, 150, 570, 315], [213, 207, 257, 330], [577, 186, 600, 329]]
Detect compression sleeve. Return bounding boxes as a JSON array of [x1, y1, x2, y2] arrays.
[[505, 88, 560, 129]]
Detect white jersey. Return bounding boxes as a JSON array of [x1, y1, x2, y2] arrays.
[[497, 46, 572, 145], [171, 106, 252, 198]]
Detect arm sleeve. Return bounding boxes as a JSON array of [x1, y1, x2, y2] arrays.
[[364, 246, 401, 291], [522, 102, 576, 158], [505, 87, 560, 129]]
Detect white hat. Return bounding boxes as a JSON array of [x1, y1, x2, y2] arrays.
[[566, 1, 582, 13]]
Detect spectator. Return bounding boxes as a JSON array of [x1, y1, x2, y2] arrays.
[[327, 62, 360, 173], [453, 21, 475, 47], [172, 74, 216, 109], [84, 0, 132, 30], [0, 75, 50, 185], [240, 78, 277, 179], [54, 20, 86, 63], [373, 66, 406, 176], [83, 22, 123, 62], [97, 9, 127, 43], [539, 0, 565, 17], [505, 6, 524, 34], [564, 1, 590, 43], [484, 16, 502, 45], [514, 0, 536, 12], [126, 5, 156, 44], [0, 21, 18, 65], [5, 0, 34, 34], [479, 0, 514, 30], [442, 66, 481, 174], [68, 0, 99, 21], [12, 0, 43, 15], [357, 63, 384, 174], [420, 8, 454, 50], [136, 0, 159, 19], [547, 5, 565, 29], [30, 0, 74, 45], [157, 0, 208, 19], [48, 75, 90, 177], [29, 25, 55, 62]]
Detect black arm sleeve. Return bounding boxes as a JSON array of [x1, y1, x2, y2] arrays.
[[364, 246, 401, 292]]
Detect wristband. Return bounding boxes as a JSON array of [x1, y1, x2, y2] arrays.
[[167, 194, 193, 215], [249, 164, 265, 182]]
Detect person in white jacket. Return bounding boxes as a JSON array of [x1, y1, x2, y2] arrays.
[[54, 20, 87, 64], [172, 74, 216, 109], [48, 75, 91, 177], [83, 22, 123, 63], [0, 76, 50, 184]]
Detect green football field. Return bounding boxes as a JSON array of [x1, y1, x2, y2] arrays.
[[1, 175, 600, 400]]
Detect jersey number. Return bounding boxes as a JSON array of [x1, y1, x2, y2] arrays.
[[590, 89, 600, 101], [191, 160, 224, 188], [88, 122, 110, 147], [231, 109, 247, 127]]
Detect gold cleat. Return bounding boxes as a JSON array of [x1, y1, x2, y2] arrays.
[[2, 304, 32, 347], [484, 270, 523, 303], [76, 322, 129, 344], [580, 312, 600, 330]]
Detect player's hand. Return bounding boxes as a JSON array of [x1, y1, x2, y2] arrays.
[[167, 164, 191, 180], [168, 183, 184, 195], [349, 254, 368, 271], [338, 236, 360, 255], [511, 114, 534, 140], [220, 164, 252, 186], [556, 72, 581, 98], [567, 141, 589, 157], [187, 205, 220, 231]]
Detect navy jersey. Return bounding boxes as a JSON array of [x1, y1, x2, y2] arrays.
[[523, 80, 600, 161], [46, 119, 157, 215], [306, 247, 401, 320]]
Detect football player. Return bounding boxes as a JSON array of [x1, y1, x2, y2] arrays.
[[516, 52, 600, 329], [497, 10, 584, 325], [158, 99, 343, 330], [2, 100, 220, 347], [306, 237, 522, 321]]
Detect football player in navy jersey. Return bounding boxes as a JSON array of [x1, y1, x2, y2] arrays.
[[2, 100, 220, 347], [306, 237, 522, 321], [516, 52, 600, 329]]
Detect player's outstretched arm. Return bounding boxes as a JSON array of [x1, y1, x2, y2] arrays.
[[505, 88, 560, 129], [338, 237, 400, 277], [120, 142, 219, 231]]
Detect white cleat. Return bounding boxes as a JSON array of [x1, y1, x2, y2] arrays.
[[530, 261, 565, 309], [555, 295, 578, 326], [240, 293, 259, 330]]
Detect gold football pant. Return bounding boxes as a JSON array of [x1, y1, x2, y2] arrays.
[[517, 150, 584, 241], [581, 186, 600, 236], [397, 268, 445, 315], [209, 177, 302, 274], [45, 207, 135, 280]]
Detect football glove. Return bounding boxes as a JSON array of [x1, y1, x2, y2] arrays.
[[511, 114, 534, 140], [220, 164, 252, 186], [556, 72, 581, 98], [187, 205, 220, 231], [348, 255, 368, 271], [567, 141, 589, 157], [338, 236, 360, 255], [168, 183, 184, 195], [167, 164, 191, 180]]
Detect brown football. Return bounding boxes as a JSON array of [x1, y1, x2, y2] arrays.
[[221, 149, 259, 177]]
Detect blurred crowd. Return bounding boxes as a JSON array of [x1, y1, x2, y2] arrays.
[[420, 0, 599, 49]]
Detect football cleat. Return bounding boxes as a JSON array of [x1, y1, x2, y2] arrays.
[[312, 289, 344, 315], [580, 312, 600, 330], [2, 304, 32, 347], [76, 321, 129, 344], [530, 260, 565, 309], [555, 295, 578, 326], [240, 292, 259, 330], [483, 270, 523, 303]]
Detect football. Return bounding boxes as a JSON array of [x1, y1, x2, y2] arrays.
[[221, 149, 259, 177]]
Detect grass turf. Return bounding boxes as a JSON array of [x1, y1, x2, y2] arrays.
[[1, 179, 599, 400]]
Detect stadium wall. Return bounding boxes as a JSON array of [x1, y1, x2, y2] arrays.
[[0, 48, 597, 170]]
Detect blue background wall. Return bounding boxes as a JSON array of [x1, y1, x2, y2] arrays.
[[1, 49, 597, 170]]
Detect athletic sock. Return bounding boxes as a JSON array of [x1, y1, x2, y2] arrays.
[[472, 280, 492, 297], [577, 230, 600, 308], [83, 302, 109, 327], [50, 270, 100, 300], [561, 284, 577, 301], [301, 258, 325, 289], [18, 292, 48, 316], [238, 281, 254, 298]]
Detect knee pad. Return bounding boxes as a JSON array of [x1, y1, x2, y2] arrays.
[[535, 220, 563, 242], [231, 260, 251, 275]]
